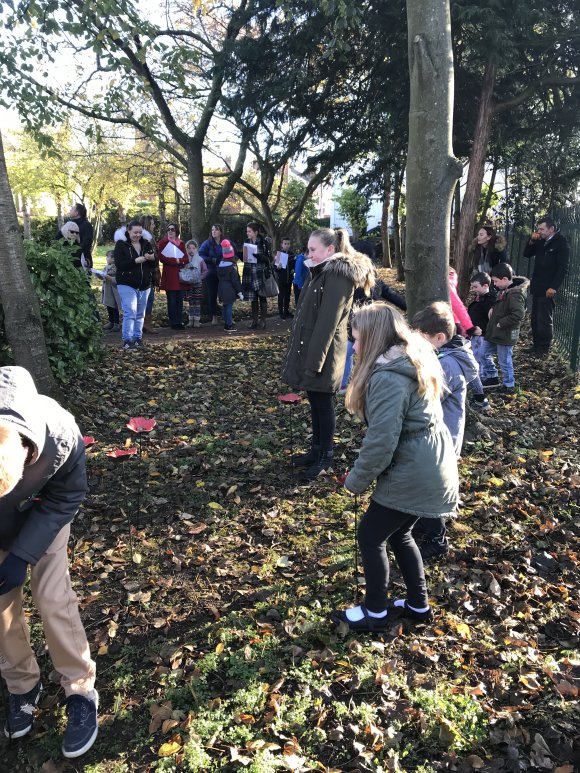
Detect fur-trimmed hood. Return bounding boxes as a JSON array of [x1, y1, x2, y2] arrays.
[[469, 234, 507, 253], [320, 252, 375, 291], [502, 275, 529, 295]]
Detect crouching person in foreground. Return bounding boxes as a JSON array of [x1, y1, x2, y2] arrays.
[[332, 303, 459, 633], [0, 367, 97, 758]]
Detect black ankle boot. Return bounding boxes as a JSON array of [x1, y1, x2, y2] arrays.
[[300, 451, 333, 481], [292, 446, 320, 466]]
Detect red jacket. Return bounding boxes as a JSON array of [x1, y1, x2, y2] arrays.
[[158, 237, 188, 291]]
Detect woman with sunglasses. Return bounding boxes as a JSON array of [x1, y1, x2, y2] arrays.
[[157, 224, 189, 330]]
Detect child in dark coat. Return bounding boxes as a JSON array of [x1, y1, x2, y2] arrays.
[[468, 272, 497, 382], [218, 240, 243, 332], [412, 302, 480, 560]]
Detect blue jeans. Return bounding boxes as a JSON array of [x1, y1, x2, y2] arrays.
[[471, 336, 495, 380], [480, 340, 515, 387], [341, 338, 355, 390], [117, 285, 150, 342], [205, 271, 219, 317], [167, 290, 185, 326], [222, 303, 233, 327]]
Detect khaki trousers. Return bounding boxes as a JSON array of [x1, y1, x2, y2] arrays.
[[0, 525, 96, 697]]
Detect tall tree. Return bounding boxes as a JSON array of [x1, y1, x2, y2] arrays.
[[405, 0, 462, 318], [0, 131, 58, 395]]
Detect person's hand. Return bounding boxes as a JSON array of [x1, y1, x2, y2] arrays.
[[473, 326, 482, 336], [531, 232, 541, 241], [0, 553, 28, 595], [238, 293, 244, 301], [145, 252, 155, 261], [546, 288, 556, 299], [135, 255, 147, 264]]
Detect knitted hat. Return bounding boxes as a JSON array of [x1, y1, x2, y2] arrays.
[[221, 239, 235, 260]]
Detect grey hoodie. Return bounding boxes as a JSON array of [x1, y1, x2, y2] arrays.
[[438, 335, 479, 456], [0, 367, 87, 564]]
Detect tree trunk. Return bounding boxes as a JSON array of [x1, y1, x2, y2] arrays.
[[381, 174, 392, 268], [404, 0, 463, 318], [57, 198, 63, 230], [187, 142, 205, 242], [0, 132, 58, 396], [158, 184, 167, 232], [393, 173, 405, 282], [454, 57, 497, 296], [477, 158, 498, 228]]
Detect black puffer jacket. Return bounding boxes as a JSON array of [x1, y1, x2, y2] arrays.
[[0, 367, 87, 564], [114, 237, 157, 290]]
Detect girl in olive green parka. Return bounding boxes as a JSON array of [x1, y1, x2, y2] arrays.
[[331, 303, 459, 633]]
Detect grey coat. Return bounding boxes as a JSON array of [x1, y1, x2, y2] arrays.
[[281, 252, 374, 393], [0, 367, 88, 564], [345, 353, 459, 518], [438, 336, 480, 456]]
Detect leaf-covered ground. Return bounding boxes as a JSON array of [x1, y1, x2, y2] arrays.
[[1, 295, 579, 773]]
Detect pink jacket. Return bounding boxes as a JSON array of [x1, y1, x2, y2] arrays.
[[448, 270, 473, 335]]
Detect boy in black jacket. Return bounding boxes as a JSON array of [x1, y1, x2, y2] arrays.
[[468, 272, 497, 383]]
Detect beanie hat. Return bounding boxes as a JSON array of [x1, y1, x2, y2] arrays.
[[221, 239, 235, 260]]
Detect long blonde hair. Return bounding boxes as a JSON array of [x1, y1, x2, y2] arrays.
[[345, 302, 442, 418]]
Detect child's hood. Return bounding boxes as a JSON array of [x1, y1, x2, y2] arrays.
[[438, 336, 479, 381], [503, 276, 530, 296], [373, 346, 419, 382], [0, 366, 45, 463]]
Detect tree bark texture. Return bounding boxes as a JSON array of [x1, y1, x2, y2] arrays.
[[0, 132, 58, 396], [454, 58, 497, 296], [381, 174, 392, 268], [187, 142, 205, 242], [405, 0, 463, 319], [393, 170, 405, 282]]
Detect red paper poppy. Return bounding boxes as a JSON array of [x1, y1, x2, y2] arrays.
[[126, 417, 157, 432], [106, 448, 137, 459], [83, 436, 96, 448], [277, 393, 301, 404], [336, 471, 348, 485]]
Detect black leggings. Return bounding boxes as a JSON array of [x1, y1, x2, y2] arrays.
[[358, 500, 428, 612], [306, 391, 335, 453]]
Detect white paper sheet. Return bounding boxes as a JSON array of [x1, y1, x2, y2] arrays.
[[278, 251, 289, 269], [244, 243, 258, 264], [161, 242, 185, 259]]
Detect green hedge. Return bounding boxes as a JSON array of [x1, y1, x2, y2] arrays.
[[0, 241, 103, 383]]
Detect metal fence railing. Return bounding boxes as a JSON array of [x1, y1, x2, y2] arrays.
[[506, 206, 580, 372]]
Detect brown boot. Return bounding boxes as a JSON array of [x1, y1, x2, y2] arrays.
[[143, 313, 157, 334]]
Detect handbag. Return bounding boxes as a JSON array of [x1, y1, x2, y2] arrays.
[[260, 271, 279, 298], [179, 261, 201, 285]]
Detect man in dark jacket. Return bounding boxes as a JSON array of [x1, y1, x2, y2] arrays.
[[56, 203, 94, 269], [0, 367, 97, 758], [523, 216, 569, 357]]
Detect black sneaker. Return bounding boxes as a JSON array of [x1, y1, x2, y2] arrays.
[[133, 339, 144, 349], [472, 396, 490, 411], [62, 690, 99, 759], [497, 384, 515, 395], [420, 539, 449, 561], [300, 452, 333, 481], [292, 447, 320, 467], [122, 341, 135, 351], [481, 377, 500, 389], [224, 324, 237, 333], [4, 681, 42, 738]]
